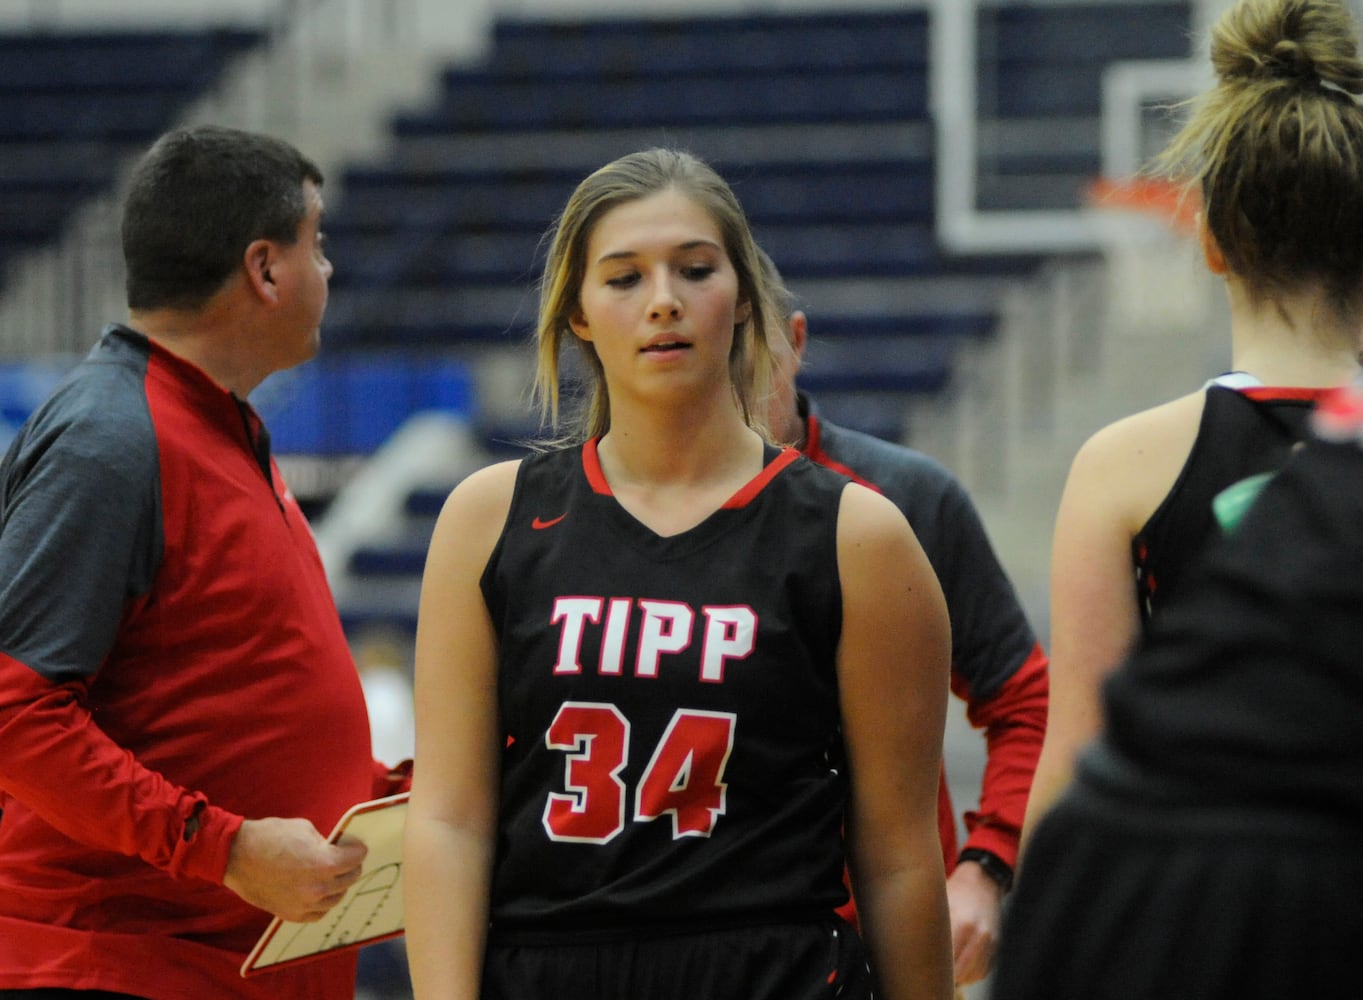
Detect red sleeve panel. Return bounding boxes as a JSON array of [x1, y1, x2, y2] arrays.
[[953, 642, 1049, 868], [0, 653, 240, 883]]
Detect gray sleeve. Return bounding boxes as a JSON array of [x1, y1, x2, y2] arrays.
[[819, 423, 1038, 700], [0, 385, 160, 681], [907, 468, 1038, 700]]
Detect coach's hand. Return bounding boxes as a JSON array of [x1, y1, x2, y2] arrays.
[[223, 817, 368, 922], [947, 859, 1004, 985]]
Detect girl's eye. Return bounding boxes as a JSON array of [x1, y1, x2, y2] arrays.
[[682, 265, 715, 281], [606, 272, 640, 289]]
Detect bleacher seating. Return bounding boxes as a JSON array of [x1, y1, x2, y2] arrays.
[[484, 13, 930, 78], [0, 28, 263, 284], [253, 353, 476, 456], [323, 3, 1193, 361], [0, 360, 69, 452], [975, 3, 1194, 210], [323, 9, 1007, 398], [397, 12, 930, 132]]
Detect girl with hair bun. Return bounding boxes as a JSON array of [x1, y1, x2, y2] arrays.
[[994, 2, 1363, 995], [1022, 0, 1363, 838]]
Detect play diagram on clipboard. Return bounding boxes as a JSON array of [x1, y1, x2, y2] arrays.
[[241, 792, 409, 977]]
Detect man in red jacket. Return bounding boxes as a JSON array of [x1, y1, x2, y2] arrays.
[[0, 125, 409, 1000]]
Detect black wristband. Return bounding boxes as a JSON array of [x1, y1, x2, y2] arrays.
[[958, 848, 1013, 893], [182, 800, 207, 843]]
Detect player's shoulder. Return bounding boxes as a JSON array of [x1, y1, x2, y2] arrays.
[[1060, 390, 1207, 531], [422, 458, 524, 570], [1082, 389, 1205, 458], [1069, 390, 1205, 492], [446, 458, 522, 510], [837, 478, 914, 544], [778, 446, 864, 512]]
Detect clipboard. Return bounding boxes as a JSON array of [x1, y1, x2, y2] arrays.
[[241, 791, 410, 977]]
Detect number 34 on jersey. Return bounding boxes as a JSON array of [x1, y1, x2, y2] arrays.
[[543, 703, 736, 846]]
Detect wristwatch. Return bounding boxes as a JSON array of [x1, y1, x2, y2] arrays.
[[958, 848, 1014, 893]]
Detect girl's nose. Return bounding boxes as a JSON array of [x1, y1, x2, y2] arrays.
[[648, 273, 682, 320]]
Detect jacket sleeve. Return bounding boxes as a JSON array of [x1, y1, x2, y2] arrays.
[[372, 757, 415, 798], [954, 643, 1049, 868], [0, 653, 242, 882], [0, 404, 241, 884]]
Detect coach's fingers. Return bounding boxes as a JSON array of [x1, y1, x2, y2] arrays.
[[953, 930, 993, 984], [946, 862, 1003, 984], [329, 861, 365, 892]]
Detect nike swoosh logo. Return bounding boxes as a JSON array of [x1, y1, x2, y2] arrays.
[[531, 513, 568, 530]]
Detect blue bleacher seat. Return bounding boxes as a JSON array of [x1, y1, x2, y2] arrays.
[[254, 355, 476, 456], [0, 27, 264, 284], [0, 361, 72, 430], [349, 545, 427, 579], [799, 334, 958, 396], [984, 5, 1192, 64], [333, 160, 938, 254], [487, 12, 929, 80], [803, 315, 996, 342], [0, 29, 261, 95], [977, 3, 1194, 199], [395, 68, 928, 135]]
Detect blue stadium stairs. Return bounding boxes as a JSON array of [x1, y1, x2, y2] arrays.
[[0, 27, 263, 288]]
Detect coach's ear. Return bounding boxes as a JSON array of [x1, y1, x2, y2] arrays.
[[244, 239, 281, 303]]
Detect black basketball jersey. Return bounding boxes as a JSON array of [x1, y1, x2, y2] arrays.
[[480, 440, 852, 937], [1131, 378, 1328, 624], [1098, 383, 1363, 822]]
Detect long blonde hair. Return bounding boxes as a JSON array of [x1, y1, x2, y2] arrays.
[[1158, 0, 1363, 328], [533, 148, 784, 444]]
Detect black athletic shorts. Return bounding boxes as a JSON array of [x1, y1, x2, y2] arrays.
[[483, 916, 872, 1000], [994, 782, 1363, 1000]]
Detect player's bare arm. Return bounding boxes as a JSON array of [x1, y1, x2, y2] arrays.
[[406, 460, 519, 1000], [836, 483, 953, 1000]]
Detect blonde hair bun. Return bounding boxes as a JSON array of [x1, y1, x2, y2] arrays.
[[1212, 0, 1363, 94]]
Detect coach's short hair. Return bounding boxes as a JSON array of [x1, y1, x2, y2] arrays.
[[121, 125, 323, 311]]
